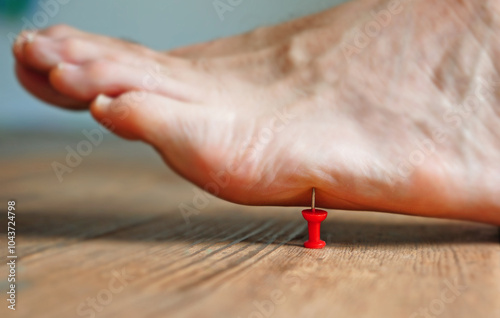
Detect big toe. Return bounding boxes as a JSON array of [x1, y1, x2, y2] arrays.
[[89, 91, 249, 204], [89, 92, 200, 150]]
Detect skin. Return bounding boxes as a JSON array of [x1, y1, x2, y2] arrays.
[[12, 0, 500, 224]]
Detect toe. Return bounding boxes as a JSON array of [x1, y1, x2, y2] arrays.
[[24, 35, 113, 72], [89, 92, 195, 146], [39, 24, 84, 39], [13, 25, 85, 65], [22, 33, 159, 72], [49, 60, 204, 102], [12, 30, 36, 64], [22, 34, 66, 71], [90, 91, 219, 190], [15, 63, 88, 110], [41, 24, 146, 52]]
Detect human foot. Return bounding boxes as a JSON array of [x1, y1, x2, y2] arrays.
[[13, 0, 500, 224]]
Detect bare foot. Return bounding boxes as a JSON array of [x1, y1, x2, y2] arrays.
[[13, 0, 500, 224]]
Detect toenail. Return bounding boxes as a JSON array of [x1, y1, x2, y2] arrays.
[[19, 30, 37, 44], [94, 94, 114, 110], [57, 62, 79, 71], [25, 31, 36, 43], [14, 30, 36, 54]]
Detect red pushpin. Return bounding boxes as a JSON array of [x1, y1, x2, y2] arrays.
[[302, 188, 328, 249]]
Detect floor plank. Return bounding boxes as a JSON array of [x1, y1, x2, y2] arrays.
[[1, 133, 499, 318]]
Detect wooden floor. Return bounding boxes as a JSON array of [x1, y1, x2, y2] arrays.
[[1, 132, 499, 318]]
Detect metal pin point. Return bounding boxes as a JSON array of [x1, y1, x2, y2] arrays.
[[312, 188, 315, 211]]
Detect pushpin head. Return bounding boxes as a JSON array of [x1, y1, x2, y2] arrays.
[[302, 208, 328, 249]]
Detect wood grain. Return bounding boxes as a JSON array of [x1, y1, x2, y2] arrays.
[[1, 133, 499, 318]]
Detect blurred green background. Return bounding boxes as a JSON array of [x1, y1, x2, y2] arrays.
[[0, 0, 32, 18]]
